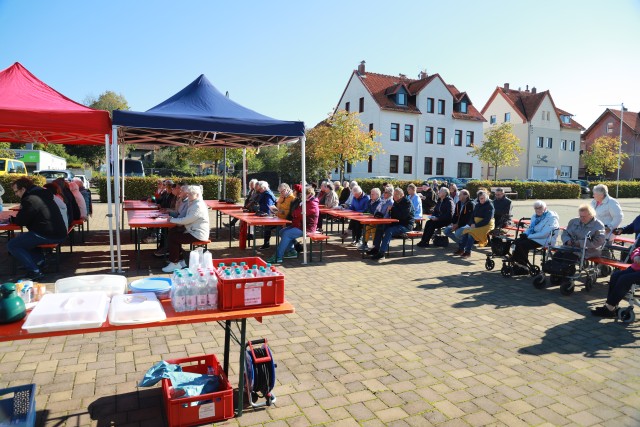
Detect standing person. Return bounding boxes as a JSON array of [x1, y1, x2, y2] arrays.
[[591, 184, 623, 239], [511, 200, 559, 269], [267, 185, 319, 263], [455, 190, 495, 258], [417, 187, 454, 248], [160, 185, 210, 272], [407, 184, 423, 231], [443, 189, 474, 245], [368, 188, 415, 260], [419, 181, 437, 216], [260, 183, 295, 250], [8, 178, 67, 280], [492, 188, 513, 229]]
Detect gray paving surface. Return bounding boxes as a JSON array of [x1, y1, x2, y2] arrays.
[[0, 196, 639, 426]]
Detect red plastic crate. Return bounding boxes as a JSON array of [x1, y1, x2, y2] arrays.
[[162, 354, 234, 427], [212, 257, 285, 311]]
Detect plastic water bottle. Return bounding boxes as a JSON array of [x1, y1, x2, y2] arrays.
[[207, 271, 218, 310], [172, 273, 186, 313], [217, 263, 226, 273], [185, 272, 197, 311], [197, 273, 208, 310]]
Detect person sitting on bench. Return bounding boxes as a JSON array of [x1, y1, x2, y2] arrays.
[[416, 187, 454, 248], [492, 188, 513, 229], [592, 246, 640, 318], [443, 189, 474, 245]]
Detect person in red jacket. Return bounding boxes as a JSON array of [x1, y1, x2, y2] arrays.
[[267, 185, 319, 263]]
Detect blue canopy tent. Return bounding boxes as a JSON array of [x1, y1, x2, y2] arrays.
[[110, 75, 307, 271]]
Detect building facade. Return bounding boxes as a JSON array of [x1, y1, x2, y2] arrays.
[[480, 84, 584, 180], [332, 61, 485, 181], [581, 108, 640, 179]]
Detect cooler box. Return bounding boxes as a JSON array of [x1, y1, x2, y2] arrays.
[[55, 275, 127, 298], [213, 257, 284, 311], [162, 354, 234, 427], [22, 292, 109, 333]]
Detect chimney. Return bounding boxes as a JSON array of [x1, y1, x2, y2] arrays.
[[525, 85, 530, 93], [399, 73, 407, 80], [532, 86, 537, 94], [504, 83, 510, 90], [419, 70, 428, 79], [357, 60, 366, 76]]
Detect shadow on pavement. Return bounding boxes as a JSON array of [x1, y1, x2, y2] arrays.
[[88, 388, 166, 427]]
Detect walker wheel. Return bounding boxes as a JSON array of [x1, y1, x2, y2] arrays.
[[532, 274, 547, 289], [485, 259, 495, 271], [618, 307, 635, 323], [560, 279, 575, 296], [584, 273, 596, 292], [529, 265, 541, 276], [550, 275, 562, 286], [501, 265, 512, 277]]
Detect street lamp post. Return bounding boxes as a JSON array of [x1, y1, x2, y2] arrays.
[[616, 103, 625, 198]]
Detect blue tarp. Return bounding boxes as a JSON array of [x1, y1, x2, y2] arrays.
[[112, 75, 304, 141]]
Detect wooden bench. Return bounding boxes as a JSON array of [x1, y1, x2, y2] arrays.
[[189, 240, 211, 251], [308, 232, 330, 262], [36, 243, 62, 272], [587, 257, 630, 271], [400, 231, 423, 256], [490, 187, 518, 199]]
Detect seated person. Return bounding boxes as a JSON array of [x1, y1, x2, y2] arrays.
[[591, 184, 623, 240], [443, 189, 474, 245], [559, 204, 605, 260], [267, 185, 319, 263], [368, 188, 415, 260], [592, 246, 640, 318], [338, 180, 352, 205], [492, 187, 513, 229], [317, 181, 339, 233], [417, 187, 454, 247], [260, 183, 295, 249], [74, 178, 92, 217], [226, 179, 259, 227], [454, 190, 495, 258], [8, 178, 68, 280], [407, 184, 423, 231], [160, 185, 210, 272], [419, 181, 438, 216], [256, 180, 276, 214], [347, 185, 370, 246], [360, 186, 393, 251], [511, 200, 559, 268], [449, 183, 459, 205]]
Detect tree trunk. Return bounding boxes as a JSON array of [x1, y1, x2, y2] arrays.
[[494, 164, 499, 181]]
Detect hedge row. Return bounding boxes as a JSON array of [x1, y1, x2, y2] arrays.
[[0, 175, 46, 204], [589, 181, 640, 198], [464, 181, 580, 199], [95, 176, 242, 203]]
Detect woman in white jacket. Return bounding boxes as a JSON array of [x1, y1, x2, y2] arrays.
[[590, 184, 623, 239], [160, 185, 210, 273], [511, 200, 559, 268]]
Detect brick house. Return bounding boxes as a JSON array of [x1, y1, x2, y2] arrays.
[[331, 61, 485, 181], [480, 84, 584, 180], [580, 108, 640, 179]]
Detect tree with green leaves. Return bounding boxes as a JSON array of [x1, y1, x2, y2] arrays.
[[0, 142, 15, 159], [67, 91, 130, 167], [582, 136, 628, 178], [469, 123, 522, 180], [309, 110, 382, 181]]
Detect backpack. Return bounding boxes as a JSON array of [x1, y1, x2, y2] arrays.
[[432, 235, 449, 247], [543, 251, 578, 276], [490, 237, 511, 256]]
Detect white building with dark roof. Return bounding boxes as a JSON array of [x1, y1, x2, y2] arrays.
[[332, 61, 485, 181]]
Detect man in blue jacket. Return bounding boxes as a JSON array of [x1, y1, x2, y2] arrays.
[[256, 181, 276, 214], [347, 185, 370, 245], [417, 187, 454, 247]]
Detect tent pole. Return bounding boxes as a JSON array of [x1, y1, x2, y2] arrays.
[[301, 135, 307, 265], [242, 148, 247, 197], [105, 133, 115, 272], [223, 148, 227, 199], [121, 144, 126, 211], [113, 126, 123, 273]]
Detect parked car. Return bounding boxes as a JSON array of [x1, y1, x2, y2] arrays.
[[425, 176, 466, 188], [74, 174, 90, 188], [546, 178, 591, 195], [33, 169, 75, 183], [368, 176, 394, 180]]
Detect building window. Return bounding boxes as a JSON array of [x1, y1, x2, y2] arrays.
[[368, 155, 372, 173], [346, 162, 352, 173], [454, 130, 462, 146], [436, 158, 445, 175], [397, 93, 406, 106], [437, 128, 445, 145], [424, 157, 433, 175], [425, 126, 433, 144], [369, 123, 374, 132], [546, 111, 551, 120], [561, 115, 571, 124], [466, 131, 474, 147], [561, 139, 567, 150], [537, 137, 544, 148], [359, 97, 364, 113], [607, 122, 614, 133], [427, 98, 434, 113], [560, 165, 572, 178], [546, 137, 553, 149], [460, 101, 468, 114], [569, 140, 576, 151], [490, 115, 496, 124], [403, 156, 412, 174], [390, 155, 398, 173], [390, 123, 399, 141], [457, 162, 473, 178], [438, 99, 445, 115], [504, 112, 511, 122], [345, 102, 350, 112], [404, 125, 414, 142]]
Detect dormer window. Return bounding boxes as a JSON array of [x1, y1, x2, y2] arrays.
[[397, 92, 407, 106], [460, 101, 468, 114], [561, 115, 571, 124]]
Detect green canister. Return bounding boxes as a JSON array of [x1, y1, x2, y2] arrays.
[[0, 283, 27, 323]]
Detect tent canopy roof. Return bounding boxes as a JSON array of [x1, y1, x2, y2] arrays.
[[113, 74, 304, 148], [0, 62, 111, 145]]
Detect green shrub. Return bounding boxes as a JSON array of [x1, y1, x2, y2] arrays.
[[95, 176, 241, 202], [589, 181, 640, 198], [0, 174, 46, 204], [464, 181, 580, 199]]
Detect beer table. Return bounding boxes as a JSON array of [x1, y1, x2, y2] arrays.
[[226, 212, 291, 256], [126, 211, 176, 270]]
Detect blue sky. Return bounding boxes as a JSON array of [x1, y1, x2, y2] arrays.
[[1, 0, 639, 129]]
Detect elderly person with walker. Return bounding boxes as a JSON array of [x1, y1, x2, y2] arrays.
[[511, 200, 559, 270]]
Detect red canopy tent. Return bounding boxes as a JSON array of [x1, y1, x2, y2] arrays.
[[0, 62, 111, 144]]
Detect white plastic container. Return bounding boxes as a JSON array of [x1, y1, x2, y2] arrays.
[[22, 292, 110, 333], [55, 275, 126, 298], [108, 293, 166, 325]]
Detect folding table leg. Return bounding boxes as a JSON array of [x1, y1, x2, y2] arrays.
[[236, 319, 248, 416]]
